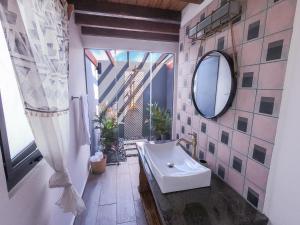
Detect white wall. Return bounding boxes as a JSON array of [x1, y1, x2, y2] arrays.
[[85, 59, 100, 153], [263, 1, 300, 225], [82, 35, 178, 54], [0, 14, 89, 225]]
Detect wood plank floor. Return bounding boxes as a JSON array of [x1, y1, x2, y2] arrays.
[[74, 157, 148, 225]]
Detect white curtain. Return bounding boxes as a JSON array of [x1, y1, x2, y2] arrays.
[[27, 111, 85, 214], [0, 0, 86, 215]]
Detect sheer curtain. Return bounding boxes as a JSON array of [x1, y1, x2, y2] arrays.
[[0, 0, 85, 215]]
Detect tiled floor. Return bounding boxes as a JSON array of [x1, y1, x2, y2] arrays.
[[74, 157, 148, 225]]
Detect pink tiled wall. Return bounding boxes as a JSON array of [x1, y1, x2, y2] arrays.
[[175, 0, 297, 211]]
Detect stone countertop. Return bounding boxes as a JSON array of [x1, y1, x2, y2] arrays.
[[138, 148, 269, 225]]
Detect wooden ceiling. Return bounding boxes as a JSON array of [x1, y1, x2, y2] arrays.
[[104, 0, 188, 11], [72, 0, 205, 42]]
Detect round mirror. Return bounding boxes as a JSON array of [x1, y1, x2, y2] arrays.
[[192, 51, 236, 119]]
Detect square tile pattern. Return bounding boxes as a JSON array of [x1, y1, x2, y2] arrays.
[[217, 37, 225, 50], [266, 40, 284, 61], [242, 72, 254, 87], [199, 150, 205, 159], [233, 156, 243, 173], [247, 187, 259, 208], [247, 20, 260, 40], [237, 117, 248, 132], [253, 144, 267, 164], [201, 122, 207, 133], [175, 0, 295, 211], [208, 142, 216, 155], [218, 164, 226, 179], [259, 97, 275, 115], [221, 131, 229, 145]]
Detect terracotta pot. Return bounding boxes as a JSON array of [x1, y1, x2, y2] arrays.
[[90, 155, 107, 174]]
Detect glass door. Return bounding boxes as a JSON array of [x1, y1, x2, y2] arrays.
[[92, 49, 175, 162]]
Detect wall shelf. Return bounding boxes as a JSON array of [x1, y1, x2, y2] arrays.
[[188, 1, 241, 40]]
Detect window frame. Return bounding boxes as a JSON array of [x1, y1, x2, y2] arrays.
[[0, 93, 42, 191]]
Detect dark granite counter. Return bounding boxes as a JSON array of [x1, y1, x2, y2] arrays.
[[138, 148, 269, 225]]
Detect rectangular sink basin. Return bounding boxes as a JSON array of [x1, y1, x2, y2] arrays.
[[141, 141, 211, 193]]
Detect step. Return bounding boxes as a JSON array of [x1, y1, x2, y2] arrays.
[[126, 149, 138, 153], [126, 149, 138, 157], [123, 139, 147, 145], [124, 144, 137, 150]]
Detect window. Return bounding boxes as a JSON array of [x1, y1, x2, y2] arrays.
[[0, 22, 42, 191]]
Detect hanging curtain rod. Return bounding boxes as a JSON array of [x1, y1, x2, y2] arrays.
[[25, 107, 69, 113]]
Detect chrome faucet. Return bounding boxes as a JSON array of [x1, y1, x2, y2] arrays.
[[176, 132, 198, 160]]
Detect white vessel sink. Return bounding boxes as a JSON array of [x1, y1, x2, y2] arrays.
[[140, 141, 211, 193]]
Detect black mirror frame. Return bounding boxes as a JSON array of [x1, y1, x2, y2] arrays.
[[191, 50, 237, 119]]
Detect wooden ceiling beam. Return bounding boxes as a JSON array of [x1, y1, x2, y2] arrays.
[[84, 49, 98, 67], [179, 0, 205, 4], [81, 26, 179, 43], [105, 50, 116, 66], [75, 1, 181, 23], [75, 13, 179, 35]]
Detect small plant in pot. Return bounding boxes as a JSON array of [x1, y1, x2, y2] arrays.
[[93, 106, 118, 173], [147, 103, 172, 140]]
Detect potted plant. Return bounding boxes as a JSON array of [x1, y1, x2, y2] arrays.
[[94, 106, 118, 152], [92, 106, 118, 173], [100, 116, 118, 151], [148, 103, 172, 140]]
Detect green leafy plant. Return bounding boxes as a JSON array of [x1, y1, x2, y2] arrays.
[[93, 106, 108, 129], [147, 103, 172, 140], [94, 106, 118, 152]]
